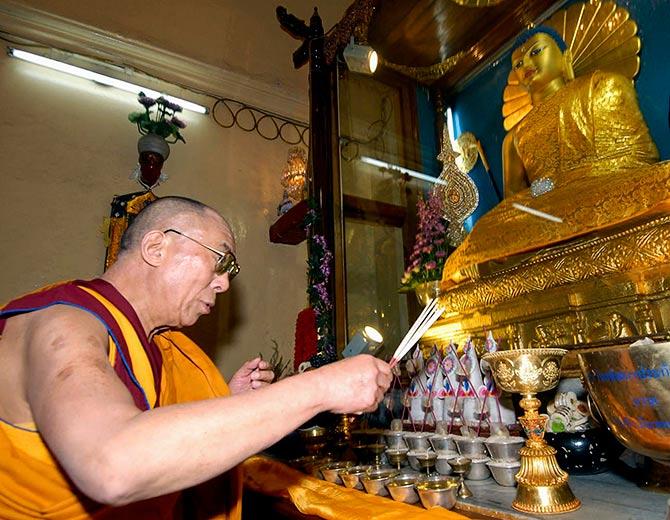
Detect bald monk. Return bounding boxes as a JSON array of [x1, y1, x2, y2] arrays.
[[0, 196, 392, 519]]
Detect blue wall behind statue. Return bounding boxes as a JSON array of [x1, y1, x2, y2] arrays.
[[449, 0, 670, 229]]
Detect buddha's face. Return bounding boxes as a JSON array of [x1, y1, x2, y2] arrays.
[[512, 32, 565, 90]]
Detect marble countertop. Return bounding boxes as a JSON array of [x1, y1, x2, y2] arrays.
[[455, 471, 668, 520]]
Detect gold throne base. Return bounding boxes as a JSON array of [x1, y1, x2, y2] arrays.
[[424, 215, 670, 376]]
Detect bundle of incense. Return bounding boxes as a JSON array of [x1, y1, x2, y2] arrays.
[[389, 298, 443, 368]]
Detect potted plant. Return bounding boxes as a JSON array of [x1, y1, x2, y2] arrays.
[[400, 190, 451, 305], [128, 92, 187, 189]]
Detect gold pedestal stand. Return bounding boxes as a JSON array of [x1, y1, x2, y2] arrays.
[[483, 348, 581, 514]]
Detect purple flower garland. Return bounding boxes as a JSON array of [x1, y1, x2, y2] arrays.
[[303, 202, 336, 367]]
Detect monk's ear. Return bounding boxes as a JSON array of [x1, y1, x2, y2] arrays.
[[140, 230, 167, 267], [563, 48, 575, 81]]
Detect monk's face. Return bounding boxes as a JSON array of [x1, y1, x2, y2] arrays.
[[162, 211, 237, 327], [512, 32, 565, 90]]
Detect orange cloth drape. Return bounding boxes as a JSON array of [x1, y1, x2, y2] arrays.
[[243, 456, 469, 520]]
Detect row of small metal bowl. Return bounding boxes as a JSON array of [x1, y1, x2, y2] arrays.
[[385, 432, 524, 483], [321, 462, 459, 509], [386, 430, 525, 460]]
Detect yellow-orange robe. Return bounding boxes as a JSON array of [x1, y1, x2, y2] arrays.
[[0, 279, 241, 519]]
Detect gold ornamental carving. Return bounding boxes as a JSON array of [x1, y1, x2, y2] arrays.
[[324, 0, 379, 65], [380, 51, 467, 84], [434, 124, 479, 247], [440, 216, 670, 313]]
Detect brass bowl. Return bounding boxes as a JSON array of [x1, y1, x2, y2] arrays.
[[482, 348, 567, 394], [578, 342, 670, 463]]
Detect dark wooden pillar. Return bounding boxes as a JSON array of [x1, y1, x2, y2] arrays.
[[277, 7, 344, 356]]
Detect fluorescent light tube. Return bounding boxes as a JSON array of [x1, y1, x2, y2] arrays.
[[359, 156, 446, 186], [8, 48, 208, 114]]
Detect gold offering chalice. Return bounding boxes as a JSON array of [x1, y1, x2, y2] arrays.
[[447, 456, 473, 499], [482, 348, 581, 514]]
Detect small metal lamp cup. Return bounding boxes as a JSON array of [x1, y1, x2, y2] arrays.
[[367, 443, 387, 467], [415, 451, 438, 477], [298, 425, 328, 456], [386, 448, 409, 471], [482, 348, 581, 514], [447, 456, 473, 499]]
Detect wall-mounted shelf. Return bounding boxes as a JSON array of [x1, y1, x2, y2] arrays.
[[269, 199, 309, 245]]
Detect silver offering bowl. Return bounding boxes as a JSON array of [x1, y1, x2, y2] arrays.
[[429, 434, 456, 452], [487, 460, 521, 487], [447, 456, 473, 499], [484, 436, 525, 462], [320, 461, 353, 485], [404, 432, 432, 451], [578, 342, 670, 463], [385, 447, 409, 471], [386, 473, 421, 504], [384, 430, 407, 450], [415, 475, 459, 509], [360, 467, 398, 497], [340, 465, 372, 490]]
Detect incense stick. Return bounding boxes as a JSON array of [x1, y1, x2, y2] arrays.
[[512, 202, 563, 223], [389, 300, 443, 367]]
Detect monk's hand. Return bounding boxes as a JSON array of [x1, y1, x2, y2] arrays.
[[315, 355, 392, 414], [229, 357, 275, 394]]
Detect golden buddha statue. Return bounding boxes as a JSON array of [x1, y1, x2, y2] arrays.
[[442, 25, 670, 284]]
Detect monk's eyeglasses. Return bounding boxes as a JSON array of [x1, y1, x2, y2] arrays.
[[164, 229, 240, 280]]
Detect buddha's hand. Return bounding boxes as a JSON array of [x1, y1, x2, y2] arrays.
[[316, 355, 392, 414], [229, 357, 275, 394]]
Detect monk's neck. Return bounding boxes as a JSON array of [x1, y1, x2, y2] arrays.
[[531, 77, 566, 105], [100, 268, 162, 336]]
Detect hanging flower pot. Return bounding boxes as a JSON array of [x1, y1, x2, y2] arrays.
[[128, 92, 187, 189], [137, 134, 170, 189]]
